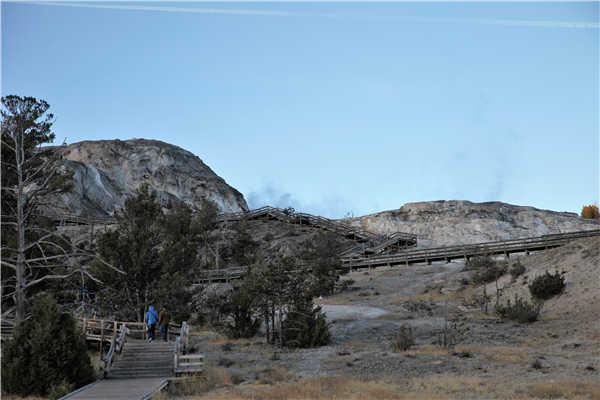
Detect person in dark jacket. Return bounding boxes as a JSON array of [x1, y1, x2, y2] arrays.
[[145, 305, 158, 342], [158, 307, 170, 342]]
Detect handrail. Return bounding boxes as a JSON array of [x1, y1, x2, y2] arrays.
[[174, 321, 203, 375], [103, 323, 127, 378]]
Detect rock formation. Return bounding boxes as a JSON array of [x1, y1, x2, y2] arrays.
[[50, 139, 248, 216], [344, 200, 599, 248]]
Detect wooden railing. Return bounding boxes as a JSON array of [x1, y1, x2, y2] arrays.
[[173, 321, 203, 374], [1, 318, 15, 341], [103, 323, 127, 378], [32, 211, 116, 226], [81, 317, 181, 339], [194, 266, 248, 284], [229, 205, 391, 246]]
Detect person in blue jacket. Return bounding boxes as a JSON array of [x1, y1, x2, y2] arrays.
[[145, 304, 159, 342]]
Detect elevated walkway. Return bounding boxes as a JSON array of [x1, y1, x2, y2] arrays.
[[196, 229, 600, 282], [217, 206, 417, 255], [341, 229, 600, 270]]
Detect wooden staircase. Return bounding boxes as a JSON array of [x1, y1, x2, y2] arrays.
[[107, 339, 174, 379]]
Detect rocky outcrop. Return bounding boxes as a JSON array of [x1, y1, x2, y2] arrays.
[[50, 139, 248, 216], [344, 200, 599, 248]]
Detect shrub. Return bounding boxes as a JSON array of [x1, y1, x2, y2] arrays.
[[282, 301, 330, 348], [48, 380, 74, 400], [391, 325, 415, 352], [1, 294, 95, 397], [528, 271, 565, 300], [336, 279, 356, 293], [495, 294, 542, 323], [510, 261, 526, 279], [465, 255, 494, 271], [468, 256, 507, 284], [436, 321, 459, 349], [221, 283, 260, 339]]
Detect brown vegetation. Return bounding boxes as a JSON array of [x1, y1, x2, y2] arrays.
[[581, 204, 600, 220]]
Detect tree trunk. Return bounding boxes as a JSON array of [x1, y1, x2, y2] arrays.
[[15, 129, 26, 323]]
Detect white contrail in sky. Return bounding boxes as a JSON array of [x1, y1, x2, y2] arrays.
[[18, 1, 600, 30]]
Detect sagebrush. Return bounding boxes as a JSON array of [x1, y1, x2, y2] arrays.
[[528, 271, 565, 300], [391, 325, 415, 352], [496, 294, 542, 323]]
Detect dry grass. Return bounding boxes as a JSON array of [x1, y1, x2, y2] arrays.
[[404, 344, 450, 357], [167, 366, 233, 396], [172, 375, 600, 400], [454, 344, 530, 364], [405, 374, 498, 398], [391, 286, 478, 306], [187, 377, 409, 400], [208, 336, 256, 347], [257, 366, 292, 385], [525, 380, 600, 400]]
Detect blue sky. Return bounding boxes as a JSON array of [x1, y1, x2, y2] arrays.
[[2, 1, 598, 218]]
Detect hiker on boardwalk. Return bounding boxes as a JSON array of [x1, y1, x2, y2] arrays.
[[145, 304, 158, 342], [158, 306, 170, 342]]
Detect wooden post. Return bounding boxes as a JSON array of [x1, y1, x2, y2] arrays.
[[99, 320, 104, 357]]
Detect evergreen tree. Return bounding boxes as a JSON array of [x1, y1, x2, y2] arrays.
[[231, 221, 259, 265], [94, 184, 163, 321], [300, 233, 342, 296], [282, 299, 330, 348], [1, 294, 94, 397]]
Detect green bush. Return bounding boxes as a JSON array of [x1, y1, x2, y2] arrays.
[[48, 380, 74, 400], [282, 301, 330, 348], [222, 283, 260, 339], [528, 271, 565, 300], [1, 294, 95, 397], [391, 325, 415, 352], [465, 255, 494, 271], [510, 261, 526, 279], [468, 256, 507, 284], [496, 294, 542, 323]]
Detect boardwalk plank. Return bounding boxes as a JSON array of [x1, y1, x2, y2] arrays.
[[61, 378, 167, 400]]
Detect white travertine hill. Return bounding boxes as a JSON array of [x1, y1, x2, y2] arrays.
[[344, 200, 599, 248], [51, 138, 248, 216]]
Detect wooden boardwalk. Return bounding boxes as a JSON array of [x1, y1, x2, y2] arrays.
[[59, 338, 173, 400], [59, 321, 201, 400], [59, 377, 168, 400], [196, 229, 600, 282], [341, 229, 600, 270]]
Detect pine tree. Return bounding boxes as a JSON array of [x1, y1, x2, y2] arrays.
[[1, 294, 95, 397]]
